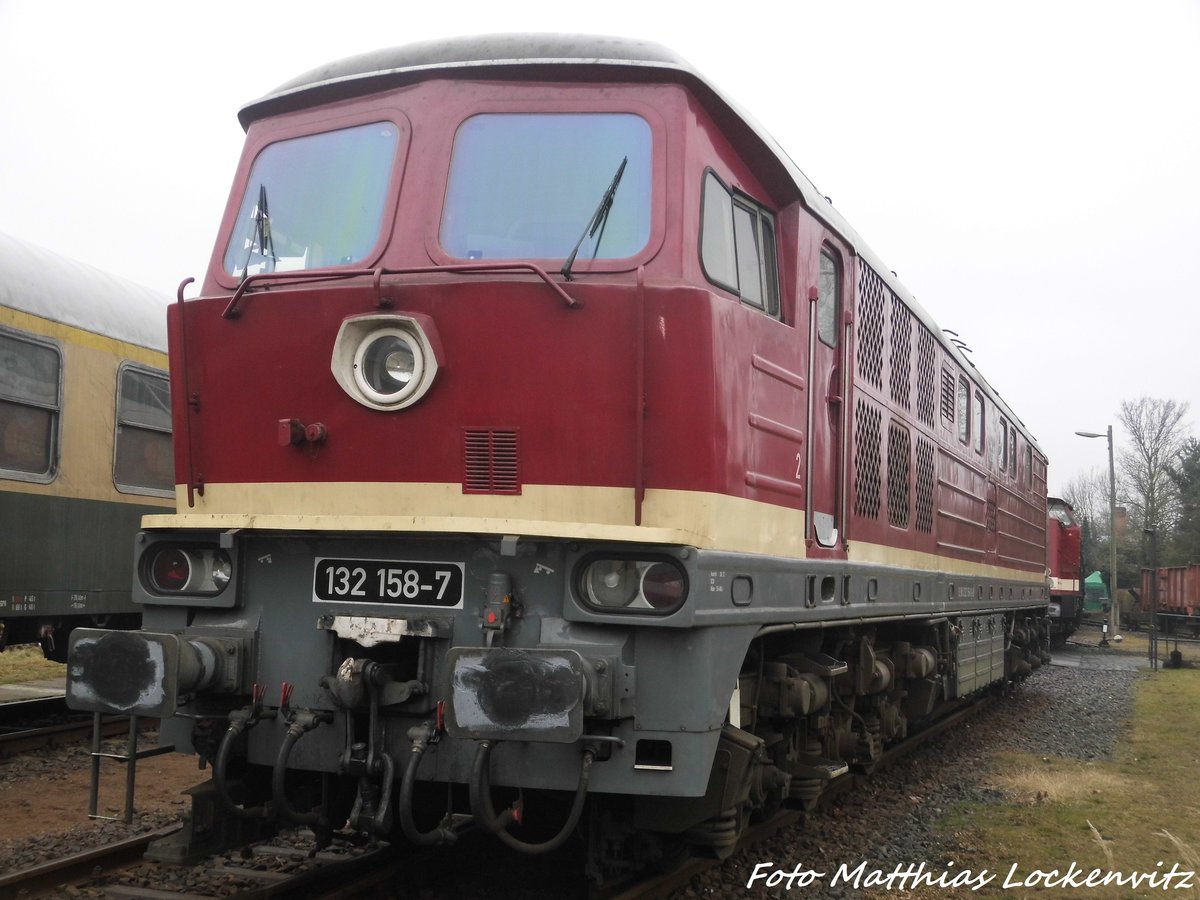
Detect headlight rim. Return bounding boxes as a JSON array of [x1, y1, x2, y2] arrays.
[[351, 327, 424, 406], [143, 545, 233, 598], [331, 313, 441, 412], [149, 547, 193, 594], [575, 553, 689, 616]]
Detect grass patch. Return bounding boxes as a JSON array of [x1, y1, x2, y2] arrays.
[[987, 759, 1131, 806], [0, 643, 66, 685], [936, 669, 1200, 899]]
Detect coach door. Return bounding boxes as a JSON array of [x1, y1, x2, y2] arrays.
[[807, 247, 848, 548]]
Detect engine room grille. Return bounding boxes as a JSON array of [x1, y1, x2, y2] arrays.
[[940, 368, 956, 424], [856, 263, 885, 390], [887, 421, 911, 529], [915, 436, 935, 533], [916, 326, 937, 428], [888, 295, 912, 412], [854, 398, 882, 520], [463, 429, 521, 494]]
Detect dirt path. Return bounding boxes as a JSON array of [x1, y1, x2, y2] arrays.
[[0, 741, 198, 842]]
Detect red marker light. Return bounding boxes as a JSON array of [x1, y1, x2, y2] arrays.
[[150, 549, 191, 592]]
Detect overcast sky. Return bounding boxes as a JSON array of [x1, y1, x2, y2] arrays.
[[1, 0, 1196, 496]]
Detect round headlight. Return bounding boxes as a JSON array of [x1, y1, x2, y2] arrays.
[[353, 329, 423, 405], [151, 548, 191, 592], [584, 560, 639, 607]]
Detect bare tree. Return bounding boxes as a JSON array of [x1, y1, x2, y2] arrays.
[[1062, 467, 1109, 536], [1065, 468, 1108, 532], [1117, 397, 1191, 534], [1167, 437, 1200, 564], [1062, 466, 1110, 577]]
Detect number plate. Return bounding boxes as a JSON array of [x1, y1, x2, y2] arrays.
[[313, 558, 465, 608]]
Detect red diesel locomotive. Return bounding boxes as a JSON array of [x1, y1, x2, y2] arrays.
[[66, 35, 1050, 881], [1047, 497, 1083, 645]]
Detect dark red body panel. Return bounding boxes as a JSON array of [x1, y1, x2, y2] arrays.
[[165, 66, 1047, 579], [1047, 507, 1082, 598]]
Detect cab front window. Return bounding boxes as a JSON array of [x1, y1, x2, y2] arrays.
[[440, 113, 652, 262], [223, 121, 401, 278]]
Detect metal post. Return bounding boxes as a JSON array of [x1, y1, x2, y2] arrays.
[[1105, 425, 1118, 646], [124, 715, 139, 824], [1075, 426, 1119, 648], [88, 712, 102, 818], [1146, 528, 1158, 671]]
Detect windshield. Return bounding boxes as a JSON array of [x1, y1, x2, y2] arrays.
[[440, 113, 651, 262], [1049, 500, 1078, 527], [223, 122, 400, 278]]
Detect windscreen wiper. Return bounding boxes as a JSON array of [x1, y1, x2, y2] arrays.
[[561, 156, 627, 282], [239, 183, 277, 283]]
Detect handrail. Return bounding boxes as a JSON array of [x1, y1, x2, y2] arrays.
[[221, 262, 580, 319]]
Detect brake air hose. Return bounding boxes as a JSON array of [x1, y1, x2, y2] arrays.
[[469, 739, 595, 855]]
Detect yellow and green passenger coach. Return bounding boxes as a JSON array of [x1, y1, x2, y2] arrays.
[[0, 232, 172, 660]]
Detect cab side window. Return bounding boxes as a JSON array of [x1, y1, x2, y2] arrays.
[[701, 171, 780, 318], [817, 250, 839, 347], [956, 376, 970, 445], [973, 390, 984, 454]]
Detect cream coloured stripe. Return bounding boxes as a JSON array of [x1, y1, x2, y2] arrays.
[[1051, 577, 1080, 592], [147, 482, 809, 557], [148, 482, 1045, 582], [848, 539, 1045, 583]]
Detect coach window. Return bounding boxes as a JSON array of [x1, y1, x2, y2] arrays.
[[999, 418, 1010, 471], [701, 171, 780, 318], [0, 330, 60, 481], [442, 113, 652, 262], [1009, 427, 1018, 477], [114, 365, 173, 496], [956, 376, 970, 444]]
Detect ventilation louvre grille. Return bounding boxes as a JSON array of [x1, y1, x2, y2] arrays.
[[940, 369, 956, 424], [916, 327, 937, 428], [915, 437, 936, 533], [854, 398, 882, 520], [463, 429, 521, 494], [887, 421, 911, 529], [857, 263, 885, 390], [889, 295, 913, 411]]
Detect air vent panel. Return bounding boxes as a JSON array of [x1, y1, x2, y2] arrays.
[[463, 429, 521, 494]]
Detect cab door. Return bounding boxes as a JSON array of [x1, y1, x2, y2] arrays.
[[806, 246, 849, 548]]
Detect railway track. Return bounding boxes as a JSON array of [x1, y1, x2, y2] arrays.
[[0, 826, 400, 899], [0, 699, 133, 757], [0, 825, 180, 898], [0, 694, 69, 727]]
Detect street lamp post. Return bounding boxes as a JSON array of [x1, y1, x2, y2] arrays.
[[1075, 426, 1118, 647]]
